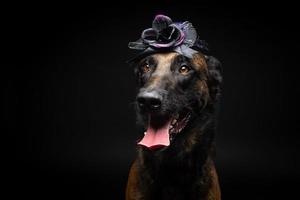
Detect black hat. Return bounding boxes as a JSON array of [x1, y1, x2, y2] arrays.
[[128, 15, 208, 62]]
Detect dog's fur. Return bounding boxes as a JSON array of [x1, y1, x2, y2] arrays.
[[126, 52, 222, 200]]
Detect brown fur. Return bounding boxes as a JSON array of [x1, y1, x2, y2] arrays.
[[126, 52, 222, 200], [126, 158, 221, 200]]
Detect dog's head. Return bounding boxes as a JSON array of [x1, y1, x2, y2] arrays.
[[132, 52, 222, 150], [128, 15, 222, 150]]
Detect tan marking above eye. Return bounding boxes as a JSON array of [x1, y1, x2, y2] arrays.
[[179, 65, 190, 75], [142, 64, 151, 73]]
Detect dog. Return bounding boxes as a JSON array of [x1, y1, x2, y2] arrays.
[[126, 15, 222, 200]]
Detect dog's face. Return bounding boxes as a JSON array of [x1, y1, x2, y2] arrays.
[[133, 52, 222, 149]]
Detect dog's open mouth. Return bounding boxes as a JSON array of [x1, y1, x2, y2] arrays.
[[138, 110, 191, 150]]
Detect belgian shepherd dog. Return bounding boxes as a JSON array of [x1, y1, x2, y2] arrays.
[[126, 15, 222, 200]]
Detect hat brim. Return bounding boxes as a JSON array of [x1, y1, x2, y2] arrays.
[[126, 45, 200, 64]]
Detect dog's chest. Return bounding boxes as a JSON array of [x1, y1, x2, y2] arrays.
[[139, 155, 207, 200], [143, 183, 204, 200]]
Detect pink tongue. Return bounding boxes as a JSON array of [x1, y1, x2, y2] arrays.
[[138, 118, 171, 149]]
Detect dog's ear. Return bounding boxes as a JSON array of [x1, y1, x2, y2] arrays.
[[205, 55, 222, 101]]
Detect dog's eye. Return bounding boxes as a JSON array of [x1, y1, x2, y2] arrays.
[[142, 64, 151, 73], [179, 65, 191, 75]]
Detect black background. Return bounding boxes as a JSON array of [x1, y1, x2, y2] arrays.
[[4, 1, 299, 200]]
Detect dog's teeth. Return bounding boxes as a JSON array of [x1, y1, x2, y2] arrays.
[[144, 132, 147, 135], [186, 115, 190, 120], [171, 119, 177, 125], [172, 119, 178, 127]]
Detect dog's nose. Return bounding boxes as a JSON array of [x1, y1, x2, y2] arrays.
[[137, 91, 162, 111]]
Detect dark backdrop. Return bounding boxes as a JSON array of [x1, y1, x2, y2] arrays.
[[4, 2, 299, 200]]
